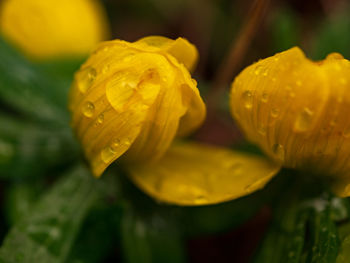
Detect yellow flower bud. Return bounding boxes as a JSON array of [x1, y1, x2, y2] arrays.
[[230, 47, 350, 181], [69, 36, 205, 177], [0, 0, 109, 59]]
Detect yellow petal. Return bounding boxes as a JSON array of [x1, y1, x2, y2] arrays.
[[135, 36, 199, 72], [230, 47, 350, 177], [69, 37, 205, 177], [127, 141, 281, 206], [0, 0, 109, 60]]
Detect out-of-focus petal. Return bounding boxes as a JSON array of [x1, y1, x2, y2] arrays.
[[127, 142, 281, 206], [0, 0, 109, 59]]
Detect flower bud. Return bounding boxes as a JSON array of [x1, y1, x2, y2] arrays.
[[230, 47, 350, 179], [69, 36, 205, 177]]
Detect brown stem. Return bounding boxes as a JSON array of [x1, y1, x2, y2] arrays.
[[209, 0, 271, 108]]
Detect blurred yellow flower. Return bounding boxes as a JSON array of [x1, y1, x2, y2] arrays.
[[0, 0, 109, 60], [230, 47, 350, 197], [69, 36, 280, 205]]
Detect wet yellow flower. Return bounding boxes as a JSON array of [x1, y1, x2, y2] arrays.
[[70, 36, 280, 205], [0, 0, 109, 60], [230, 47, 350, 197]]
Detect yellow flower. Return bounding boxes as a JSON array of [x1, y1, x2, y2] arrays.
[[70, 36, 280, 205], [230, 47, 350, 197], [0, 0, 109, 60]]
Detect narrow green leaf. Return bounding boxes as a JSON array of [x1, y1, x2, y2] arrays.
[[305, 203, 340, 263], [0, 165, 98, 263], [121, 208, 186, 263], [65, 204, 122, 263]]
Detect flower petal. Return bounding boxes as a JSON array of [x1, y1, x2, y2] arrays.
[[230, 47, 350, 176], [135, 36, 199, 72], [127, 142, 281, 206]]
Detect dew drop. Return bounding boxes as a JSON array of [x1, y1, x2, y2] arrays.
[[289, 92, 296, 98], [124, 138, 131, 146], [258, 125, 266, 135], [82, 101, 95, 117], [296, 80, 302, 86], [254, 65, 262, 75], [101, 146, 117, 164], [294, 107, 314, 132], [270, 108, 280, 118], [112, 138, 121, 147], [194, 195, 208, 205], [97, 113, 104, 124], [242, 90, 253, 109], [78, 67, 97, 93], [273, 144, 285, 161], [102, 65, 110, 74], [261, 93, 268, 102]]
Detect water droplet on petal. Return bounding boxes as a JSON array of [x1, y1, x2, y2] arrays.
[[261, 93, 268, 102], [296, 80, 302, 86], [258, 125, 266, 135], [78, 67, 97, 93], [270, 108, 280, 118], [273, 144, 285, 161], [82, 101, 95, 117], [97, 113, 104, 124], [254, 65, 262, 75], [343, 128, 350, 138], [101, 146, 117, 163], [294, 107, 314, 132], [194, 195, 208, 205], [242, 90, 253, 109]]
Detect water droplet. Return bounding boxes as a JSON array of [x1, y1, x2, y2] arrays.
[[272, 77, 277, 82], [124, 138, 131, 146], [113, 138, 121, 147], [102, 65, 110, 74], [296, 80, 302, 86], [242, 90, 253, 109], [194, 195, 208, 205], [82, 101, 95, 117], [254, 65, 262, 75], [101, 146, 117, 163], [273, 144, 285, 161], [340, 78, 347, 85], [261, 93, 268, 102], [270, 108, 280, 118], [97, 113, 104, 124], [78, 67, 97, 93], [258, 125, 266, 135], [289, 92, 296, 98], [294, 107, 314, 132]]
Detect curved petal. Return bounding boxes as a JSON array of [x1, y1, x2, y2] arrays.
[[135, 36, 199, 72], [127, 141, 281, 206]]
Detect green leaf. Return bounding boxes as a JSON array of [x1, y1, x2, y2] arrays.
[[121, 208, 186, 263], [336, 221, 350, 263], [0, 36, 69, 125], [0, 113, 79, 179], [65, 203, 122, 263], [254, 173, 341, 263], [0, 165, 98, 263]]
